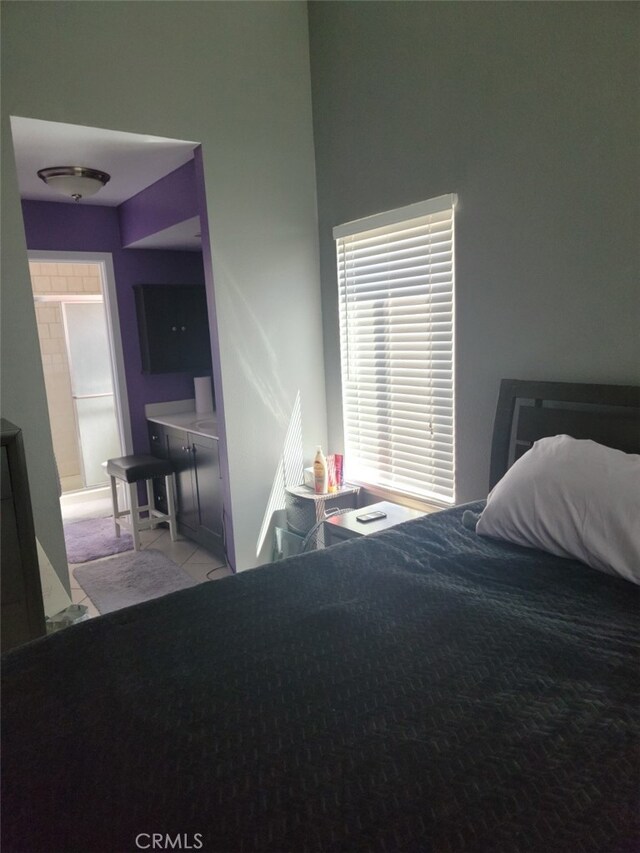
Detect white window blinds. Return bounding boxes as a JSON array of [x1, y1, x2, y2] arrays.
[[334, 194, 456, 504]]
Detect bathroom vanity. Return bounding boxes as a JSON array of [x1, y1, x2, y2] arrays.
[[147, 411, 223, 556]]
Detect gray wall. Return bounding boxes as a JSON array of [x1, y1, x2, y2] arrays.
[[2, 2, 325, 574], [1, 125, 72, 592], [309, 2, 639, 502]]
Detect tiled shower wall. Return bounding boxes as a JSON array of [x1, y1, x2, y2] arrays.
[[30, 262, 101, 295], [30, 262, 102, 493]]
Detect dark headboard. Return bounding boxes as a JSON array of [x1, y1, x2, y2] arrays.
[[489, 379, 640, 489]]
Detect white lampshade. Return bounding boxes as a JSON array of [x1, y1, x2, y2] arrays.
[[37, 166, 110, 202]]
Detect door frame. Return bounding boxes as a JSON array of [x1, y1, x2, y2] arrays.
[[28, 250, 133, 458]]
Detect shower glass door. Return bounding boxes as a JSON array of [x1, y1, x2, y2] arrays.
[[63, 302, 121, 487]]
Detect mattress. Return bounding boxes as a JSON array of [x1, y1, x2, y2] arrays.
[[2, 502, 638, 852]]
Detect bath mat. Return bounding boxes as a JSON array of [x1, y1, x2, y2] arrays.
[[64, 516, 133, 564], [73, 549, 197, 614]]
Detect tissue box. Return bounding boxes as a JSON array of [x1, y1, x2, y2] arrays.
[[303, 467, 315, 489]]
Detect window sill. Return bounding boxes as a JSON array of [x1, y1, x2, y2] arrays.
[[352, 481, 448, 515]]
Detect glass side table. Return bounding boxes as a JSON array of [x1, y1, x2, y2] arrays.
[[284, 485, 360, 537], [325, 500, 428, 545]]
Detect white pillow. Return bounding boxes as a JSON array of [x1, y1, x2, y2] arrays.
[[476, 434, 640, 584]]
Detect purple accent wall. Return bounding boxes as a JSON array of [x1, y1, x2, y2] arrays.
[[118, 160, 198, 248], [21, 200, 206, 455]]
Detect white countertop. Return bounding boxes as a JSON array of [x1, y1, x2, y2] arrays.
[[147, 411, 218, 439]]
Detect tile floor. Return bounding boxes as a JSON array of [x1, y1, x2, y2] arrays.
[[69, 524, 232, 618]]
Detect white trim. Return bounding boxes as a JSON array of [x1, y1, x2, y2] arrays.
[[348, 478, 447, 514], [60, 485, 111, 504], [34, 294, 103, 303], [28, 250, 133, 456], [333, 193, 457, 240], [450, 198, 457, 505]]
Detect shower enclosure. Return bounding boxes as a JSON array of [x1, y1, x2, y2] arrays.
[[62, 300, 121, 488], [31, 260, 123, 496]]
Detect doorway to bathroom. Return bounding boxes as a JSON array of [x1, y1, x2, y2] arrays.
[[29, 252, 132, 523]]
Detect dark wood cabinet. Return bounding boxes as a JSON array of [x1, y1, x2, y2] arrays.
[[166, 431, 199, 534], [147, 421, 223, 556], [134, 284, 212, 375], [1, 420, 46, 652], [148, 423, 169, 514], [192, 434, 224, 542]]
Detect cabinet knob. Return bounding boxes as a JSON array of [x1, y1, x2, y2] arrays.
[[171, 326, 177, 332], [180, 325, 187, 332], [151, 434, 158, 441]]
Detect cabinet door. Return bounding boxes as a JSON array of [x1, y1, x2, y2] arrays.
[[147, 422, 168, 514], [135, 286, 180, 374], [174, 286, 212, 374], [166, 431, 198, 533], [148, 422, 168, 458], [191, 435, 223, 542]]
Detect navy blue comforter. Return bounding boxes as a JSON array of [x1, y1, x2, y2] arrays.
[[2, 503, 638, 852]]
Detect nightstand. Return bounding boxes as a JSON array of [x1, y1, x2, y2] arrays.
[[285, 485, 360, 537], [325, 500, 427, 544]]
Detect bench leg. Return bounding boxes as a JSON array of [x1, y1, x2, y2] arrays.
[[146, 478, 155, 520], [128, 482, 141, 551], [165, 473, 178, 542], [110, 475, 120, 538]]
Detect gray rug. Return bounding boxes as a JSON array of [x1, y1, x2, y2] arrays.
[[64, 517, 133, 564], [73, 549, 198, 614]]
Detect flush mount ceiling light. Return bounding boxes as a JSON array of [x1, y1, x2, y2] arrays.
[[37, 166, 111, 202]]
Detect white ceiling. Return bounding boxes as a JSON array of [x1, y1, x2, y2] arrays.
[[126, 216, 202, 251], [10, 116, 198, 207]]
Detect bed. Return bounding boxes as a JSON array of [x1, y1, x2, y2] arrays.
[[2, 380, 639, 853]]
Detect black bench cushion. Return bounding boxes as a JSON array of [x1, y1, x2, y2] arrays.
[[106, 455, 173, 483]]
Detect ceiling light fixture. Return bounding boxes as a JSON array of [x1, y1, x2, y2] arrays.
[[37, 166, 111, 202]]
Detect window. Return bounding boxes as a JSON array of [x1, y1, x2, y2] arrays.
[[334, 194, 456, 505]]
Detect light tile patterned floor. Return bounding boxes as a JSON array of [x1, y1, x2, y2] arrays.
[[69, 526, 232, 618]]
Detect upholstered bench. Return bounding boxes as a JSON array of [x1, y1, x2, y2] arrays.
[[106, 455, 177, 551]]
